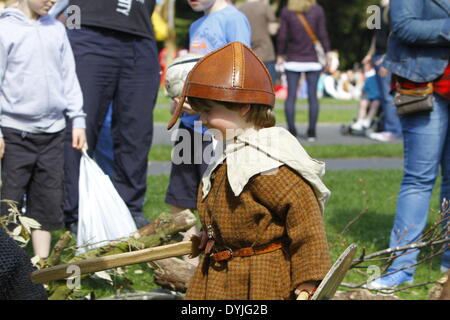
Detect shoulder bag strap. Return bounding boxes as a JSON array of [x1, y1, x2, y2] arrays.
[[296, 13, 319, 45]]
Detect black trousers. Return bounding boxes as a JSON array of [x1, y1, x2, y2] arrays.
[[1, 128, 65, 231], [165, 122, 210, 210], [64, 26, 160, 224]]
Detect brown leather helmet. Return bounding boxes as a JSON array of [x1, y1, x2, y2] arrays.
[[167, 42, 275, 130]]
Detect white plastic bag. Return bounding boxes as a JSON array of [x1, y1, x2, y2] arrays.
[[77, 151, 137, 254]]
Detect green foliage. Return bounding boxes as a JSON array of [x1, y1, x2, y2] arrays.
[[174, 2, 202, 49], [148, 143, 404, 162], [319, 0, 378, 69]]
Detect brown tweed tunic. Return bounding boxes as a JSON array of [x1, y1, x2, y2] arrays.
[[185, 163, 331, 300]]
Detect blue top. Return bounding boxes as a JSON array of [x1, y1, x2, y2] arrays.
[[181, 5, 251, 132]]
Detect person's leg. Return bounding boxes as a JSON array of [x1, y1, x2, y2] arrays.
[[437, 96, 450, 270], [31, 230, 52, 259], [367, 99, 381, 121], [351, 98, 370, 131], [373, 55, 402, 138], [94, 104, 114, 176], [64, 27, 120, 228], [370, 95, 448, 289], [28, 130, 66, 258], [379, 94, 449, 286], [305, 70, 321, 139], [358, 98, 370, 121], [165, 122, 205, 211], [264, 61, 277, 87], [170, 124, 211, 266], [284, 70, 301, 136], [111, 36, 160, 227], [0, 128, 35, 218]]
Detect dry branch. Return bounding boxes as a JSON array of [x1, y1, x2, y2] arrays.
[[339, 200, 449, 296], [148, 257, 196, 293], [47, 231, 72, 266]]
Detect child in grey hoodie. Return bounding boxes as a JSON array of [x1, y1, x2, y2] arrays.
[[0, 0, 87, 259]]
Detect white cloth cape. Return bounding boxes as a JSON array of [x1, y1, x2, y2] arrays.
[[201, 127, 331, 214]]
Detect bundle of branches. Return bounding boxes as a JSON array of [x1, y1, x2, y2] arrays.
[[343, 199, 450, 295], [37, 209, 197, 300]]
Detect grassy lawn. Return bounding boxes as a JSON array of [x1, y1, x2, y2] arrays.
[[322, 170, 443, 300], [148, 143, 404, 162], [153, 105, 357, 125], [156, 89, 358, 107], [46, 169, 444, 300], [154, 90, 358, 124]]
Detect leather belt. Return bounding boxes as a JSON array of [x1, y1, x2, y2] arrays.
[[210, 242, 283, 262]]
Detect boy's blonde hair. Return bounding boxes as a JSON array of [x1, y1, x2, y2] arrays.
[[188, 97, 276, 129]]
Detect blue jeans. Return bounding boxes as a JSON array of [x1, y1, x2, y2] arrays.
[[389, 94, 450, 275], [264, 61, 277, 87], [373, 55, 402, 138]]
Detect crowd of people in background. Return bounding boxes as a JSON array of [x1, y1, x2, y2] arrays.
[[159, 0, 402, 143], [0, 0, 448, 300]]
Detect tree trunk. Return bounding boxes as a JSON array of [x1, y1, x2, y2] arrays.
[[148, 257, 196, 293]]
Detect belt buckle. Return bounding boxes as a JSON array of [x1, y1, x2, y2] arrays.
[[224, 246, 234, 259]]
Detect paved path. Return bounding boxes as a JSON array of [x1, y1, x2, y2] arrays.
[[147, 157, 404, 175], [148, 123, 404, 175]]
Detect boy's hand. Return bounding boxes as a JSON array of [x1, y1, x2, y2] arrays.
[[0, 138, 4, 159], [72, 128, 88, 151], [295, 281, 319, 300]]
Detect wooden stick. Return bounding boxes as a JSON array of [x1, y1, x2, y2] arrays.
[[31, 238, 200, 284]]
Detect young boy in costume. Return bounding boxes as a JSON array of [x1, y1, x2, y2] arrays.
[[167, 42, 331, 300], [0, 0, 87, 258], [165, 0, 251, 216]]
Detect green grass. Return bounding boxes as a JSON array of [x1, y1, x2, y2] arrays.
[[322, 170, 443, 300], [154, 89, 358, 124], [306, 143, 403, 159], [148, 144, 404, 162], [155, 89, 358, 107], [153, 105, 357, 124], [44, 169, 443, 300]]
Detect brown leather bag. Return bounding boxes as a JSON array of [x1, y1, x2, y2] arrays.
[[394, 82, 434, 116]]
